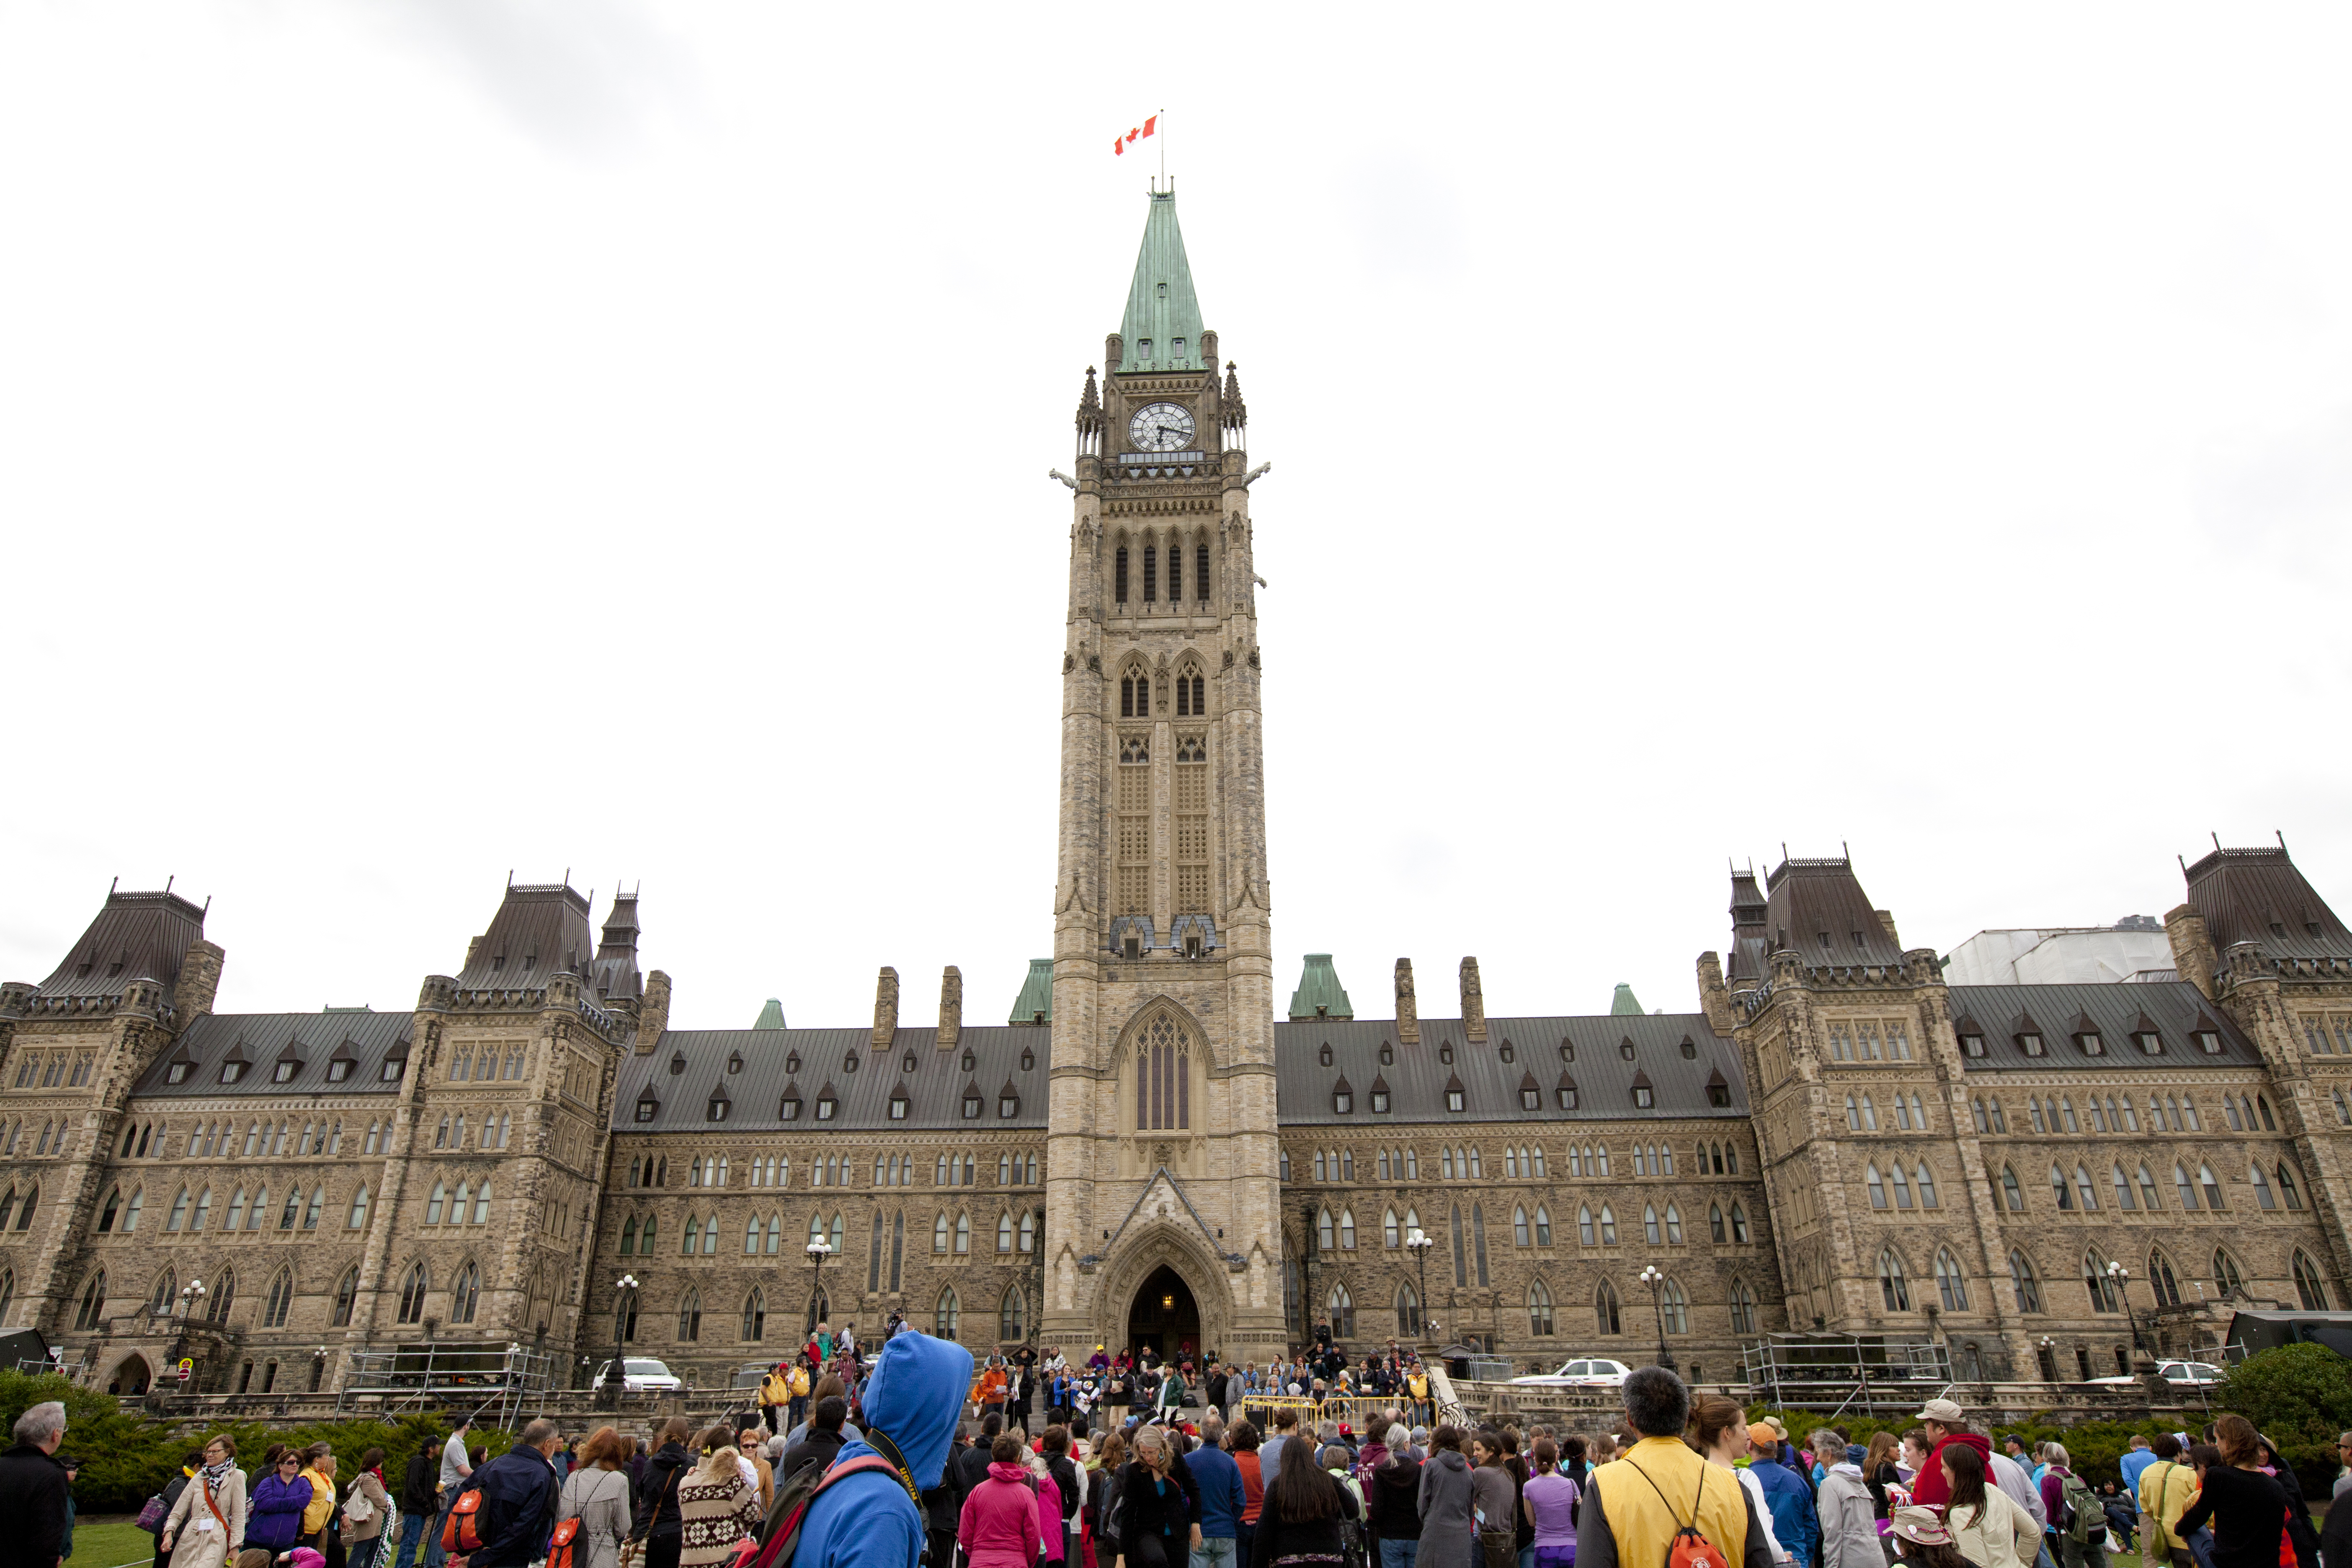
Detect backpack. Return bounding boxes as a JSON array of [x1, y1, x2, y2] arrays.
[[735, 1453, 905, 1568], [441, 1483, 487, 1558], [1622, 1461, 1731, 1568], [2061, 1474, 2104, 1547]]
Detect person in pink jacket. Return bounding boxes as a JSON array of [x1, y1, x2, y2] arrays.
[[1027, 1448, 1067, 1565], [958, 1435, 1043, 1568]]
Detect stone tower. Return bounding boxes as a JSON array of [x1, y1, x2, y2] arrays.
[[1040, 186, 1288, 1357]]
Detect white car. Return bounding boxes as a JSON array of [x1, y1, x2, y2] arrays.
[[1510, 1358, 1635, 1389], [2086, 1359, 2226, 1386], [599, 1357, 684, 1393]]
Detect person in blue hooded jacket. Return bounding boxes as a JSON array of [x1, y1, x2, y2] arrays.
[[794, 1327, 977, 1568]]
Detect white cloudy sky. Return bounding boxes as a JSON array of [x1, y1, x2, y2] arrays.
[[4, 4, 2348, 1030]]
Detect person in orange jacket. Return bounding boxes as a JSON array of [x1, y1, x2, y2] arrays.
[[975, 1358, 1010, 1424]]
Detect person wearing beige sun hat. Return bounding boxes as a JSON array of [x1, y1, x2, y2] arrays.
[[1908, 1399, 1988, 1512]]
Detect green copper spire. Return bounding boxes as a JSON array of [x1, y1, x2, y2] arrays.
[[752, 998, 786, 1030], [1610, 983, 1644, 1016], [1009, 959, 1054, 1024], [1288, 954, 1355, 1020], [1119, 190, 1204, 373]]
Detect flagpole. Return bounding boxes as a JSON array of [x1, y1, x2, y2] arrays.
[[1159, 108, 1166, 185]]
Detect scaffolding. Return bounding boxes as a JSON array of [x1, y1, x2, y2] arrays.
[[1741, 1335, 1953, 1418], [339, 1341, 559, 1429]]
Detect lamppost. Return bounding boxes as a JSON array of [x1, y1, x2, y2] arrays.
[[1638, 1265, 1677, 1373], [1404, 1228, 1435, 1345], [805, 1240, 834, 1339], [602, 1274, 639, 1403], [176, 1278, 206, 1323], [2106, 1260, 2143, 1353]]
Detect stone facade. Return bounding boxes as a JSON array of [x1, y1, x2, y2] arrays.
[[6, 191, 2352, 1399]]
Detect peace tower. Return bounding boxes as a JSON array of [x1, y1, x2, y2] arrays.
[[1040, 186, 1289, 1356]]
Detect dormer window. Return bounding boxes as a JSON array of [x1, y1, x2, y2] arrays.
[[903, 1052, 919, 1073], [1020, 1048, 1035, 1071], [727, 1053, 744, 1075], [1558, 1086, 1579, 1110], [327, 1059, 353, 1083], [1172, 337, 1186, 357], [1959, 1034, 1985, 1057], [843, 1051, 859, 1073], [1438, 1044, 1454, 1065], [1370, 1087, 1390, 1113], [1379, 1044, 1394, 1065], [785, 1052, 802, 1074], [1560, 1040, 1575, 1063], [2195, 1031, 2223, 1055], [166, 1060, 193, 1084], [1137, 338, 1152, 358], [273, 1059, 299, 1083], [634, 1092, 659, 1124], [1335, 1089, 1354, 1113], [1679, 1037, 1697, 1060], [963, 1092, 983, 1119], [1318, 1043, 1333, 1067], [1634, 1086, 1655, 1108], [1520, 1087, 1540, 1111], [381, 1053, 407, 1083], [707, 1094, 731, 1122], [668, 1052, 686, 1076], [2134, 1032, 2163, 1055], [1444, 1088, 1465, 1112], [962, 1051, 977, 1072], [1707, 1083, 1731, 1108], [889, 1091, 909, 1121], [780, 1093, 802, 1120], [815, 1095, 836, 1121], [1500, 1041, 1516, 1063], [999, 1092, 1020, 1118], [1620, 1039, 1636, 1062], [221, 1061, 246, 1084], [2077, 1032, 2104, 1056], [2017, 1033, 2045, 1057]]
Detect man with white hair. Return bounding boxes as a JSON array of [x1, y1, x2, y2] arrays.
[[0, 1399, 72, 1568]]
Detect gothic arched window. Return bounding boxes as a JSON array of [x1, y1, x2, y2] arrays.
[[1137, 1016, 1191, 1130], [676, 1288, 701, 1342], [1878, 1250, 1911, 1311], [2294, 1251, 2329, 1310], [743, 1288, 767, 1342], [1595, 1279, 1621, 1335], [1115, 545, 1129, 604], [263, 1267, 294, 1328], [396, 1262, 427, 1325], [1142, 542, 1158, 602], [332, 1265, 359, 1327], [1934, 1249, 1968, 1311], [72, 1269, 106, 1331], [451, 1261, 481, 1324]]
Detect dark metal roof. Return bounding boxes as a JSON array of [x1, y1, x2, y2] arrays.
[[2183, 844, 2352, 962], [1946, 981, 2256, 1071], [32, 887, 207, 998], [591, 892, 645, 1001], [454, 883, 599, 990], [1764, 856, 1905, 967], [1727, 868, 1769, 986], [1272, 1014, 1749, 1126], [128, 1010, 415, 1099], [614, 1026, 1050, 1132]]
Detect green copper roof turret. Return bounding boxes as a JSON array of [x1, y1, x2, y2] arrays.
[[1610, 983, 1644, 1016], [1288, 954, 1354, 1020], [1119, 191, 1205, 373], [753, 998, 787, 1030], [1009, 959, 1054, 1024]]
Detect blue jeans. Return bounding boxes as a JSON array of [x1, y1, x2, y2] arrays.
[[1519, 1550, 1534, 1568], [1381, 1540, 1420, 1568], [390, 1511, 429, 1568], [1193, 1537, 1238, 1568]]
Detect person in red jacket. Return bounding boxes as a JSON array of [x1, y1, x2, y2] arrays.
[[1908, 1400, 1993, 1511], [959, 1434, 1044, 1568]]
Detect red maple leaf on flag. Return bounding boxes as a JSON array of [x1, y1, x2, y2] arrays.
[[1113, 114, 1158, 155]]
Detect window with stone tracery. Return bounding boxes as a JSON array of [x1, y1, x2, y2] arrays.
[[1117, 735, 1150, 915], [1136, 1016, 1191, 1131], [1175, 737, 1208, 911]]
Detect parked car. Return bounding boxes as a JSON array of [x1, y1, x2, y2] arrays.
[[2086, 1359, 2226, 1386], [1510, 1358, 1635, 1388], [733, 1360, 781, 1391], [598, 1357, 684, 1393]]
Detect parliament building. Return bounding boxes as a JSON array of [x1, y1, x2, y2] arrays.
[[5, 191, 2352, 1400]]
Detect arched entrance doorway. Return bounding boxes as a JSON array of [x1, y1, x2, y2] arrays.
[[106, 1354, 151, 1395], [1126, 1265, 1200, 1362]]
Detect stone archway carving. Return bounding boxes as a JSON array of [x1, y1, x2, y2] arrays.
[[1096, 1216, 1233, 1356]]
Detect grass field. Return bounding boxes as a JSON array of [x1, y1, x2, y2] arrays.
[[71, 1517, 157, 1568]]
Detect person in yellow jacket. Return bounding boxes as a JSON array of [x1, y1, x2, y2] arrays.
[[760, 1363, 794, 1435], [2136, 1434, 2201, 1568], [1578, 1367, 1772, 1568], [789, 1361, 812, 1429], [297, 1446, 339, 1548]]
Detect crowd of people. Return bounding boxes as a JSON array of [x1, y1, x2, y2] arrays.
[[9, 1336, 2352, 1568]]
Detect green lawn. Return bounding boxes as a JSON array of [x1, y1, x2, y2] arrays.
[[71, 1517, 157, 1568]]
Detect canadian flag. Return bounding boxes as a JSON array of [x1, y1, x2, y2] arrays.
[[1114, 115, 1158, 155]]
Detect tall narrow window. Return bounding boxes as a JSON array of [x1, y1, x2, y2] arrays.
[[1142, 544, 1157, 601], [1451, 1206, 1466, 1284], [1115, 546, 1129, 603], [1117, 735, 1150, 916], [332, 1266, 358, 1327], [1139, 1016, 1191, 1130], [1168, 546, 1181, 604], [1595, 1279, 1621, 1334], [1879, 1250, 1911, 1311], [397, 1262, 428, 1325], [1175, 737, 1209, 912], [1196, 542, 1210, 601], [1472, 1204, 1490, 1285]]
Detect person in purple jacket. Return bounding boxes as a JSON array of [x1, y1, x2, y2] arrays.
[[246, 1453, 315, 1556]]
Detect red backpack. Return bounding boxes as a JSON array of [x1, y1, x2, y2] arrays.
[[732, 1455, 905, 1568], [1622, 1461, 1730, 1568], [441, 1485, 487, 1558]]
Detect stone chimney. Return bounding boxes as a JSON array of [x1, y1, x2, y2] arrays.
[[1395, 959, 1420, 1046], [872, 966, 900, 1049], [938, 966, 963, 1050], [635, 970, 672, 1054], [2165, 904, 2219, 1000], [175, 939, 226, 1024], [1875, 910, 1903, 950], [1460, 957, 1487, 1042]]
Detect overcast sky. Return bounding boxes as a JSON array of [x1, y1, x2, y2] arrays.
[[5, 4, 2348, 1032]]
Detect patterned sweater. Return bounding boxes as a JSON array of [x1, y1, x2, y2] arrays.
[[676, 1467, 766, 1568]]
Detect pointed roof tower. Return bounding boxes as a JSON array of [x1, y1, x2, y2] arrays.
[[752, 998, 787, 1030], [1288, 955, 1355, 1021], [1009, 959, 1055, 1025], [1119, 191, 1205, 372], [1610, 983, 1645, 1016]]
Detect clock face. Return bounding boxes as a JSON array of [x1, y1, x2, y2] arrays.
[[1128, 402, 1196, 453]]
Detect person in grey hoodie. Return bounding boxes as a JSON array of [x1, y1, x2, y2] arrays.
[[1810, 1434, 1880, 1568], [1416, 1426, 1476, 1568]]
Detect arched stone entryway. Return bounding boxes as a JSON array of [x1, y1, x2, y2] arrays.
[[1126, 1265, 1200, 1362], [104, 1352, 151, 1395], [1095, 1217, 1233, 1357]]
